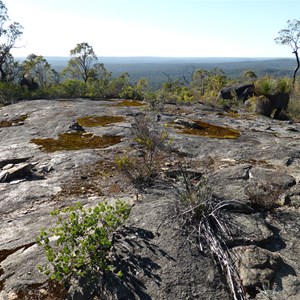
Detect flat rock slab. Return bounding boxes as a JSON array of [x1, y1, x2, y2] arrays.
[[0, 99, 300, 299]]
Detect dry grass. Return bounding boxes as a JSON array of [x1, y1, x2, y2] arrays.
[[173, 171, 248, 300], [287, 94, 300, 121]]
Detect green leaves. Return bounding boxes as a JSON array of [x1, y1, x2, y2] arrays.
[[63, 42, 98, 83], [275, 19, 300, 50], [36, 200, 131, 285]]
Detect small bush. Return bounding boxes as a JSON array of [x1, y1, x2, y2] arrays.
[[255, 77, 278, 96], [119, 85, 144, 100], [276, 77, 292, 94], [174, 172, 212, 221], [115, 154, 142, 184], [144, 92, 165, 112], [115, 114, 169, 186], [36, 200, 131, 286]]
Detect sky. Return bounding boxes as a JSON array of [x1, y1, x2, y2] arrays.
[[6, 0, 300, 58]]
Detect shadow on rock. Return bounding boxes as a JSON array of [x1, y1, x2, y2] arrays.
[[103, 226, 175, 300]]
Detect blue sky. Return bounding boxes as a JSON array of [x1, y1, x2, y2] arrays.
[[7, 0, 300, 58]]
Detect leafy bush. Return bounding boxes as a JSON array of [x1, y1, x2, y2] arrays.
[[86, 79, 109, 99], [0, 82, 24, 104], [36, 200, 131, 286], [58, 79, 86, 98], [119, 85, 144, 100]]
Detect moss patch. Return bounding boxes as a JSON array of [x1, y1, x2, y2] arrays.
[[31, 132, 122, 152], [114, 100, 145, 107], [77, 115, 125, 127], [173, 119, 240, 139], [219, 111, 241, 118], [0, 115, 28, 128]]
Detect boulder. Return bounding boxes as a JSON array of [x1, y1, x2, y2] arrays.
[[218, 84, 255, 102], [255, 93, 290, 119]]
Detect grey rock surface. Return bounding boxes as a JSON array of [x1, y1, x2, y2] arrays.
[[0, 99, 300, 299]]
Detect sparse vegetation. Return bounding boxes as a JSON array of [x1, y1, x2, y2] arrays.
[[36, 200, 131, 287], [173, 170, 247, 300], [0, 0, 300, 300], [115, 114, 169, 186]]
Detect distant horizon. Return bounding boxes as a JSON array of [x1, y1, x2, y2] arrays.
[[15, 56, 294, 59], [7, 1, 300, 58]]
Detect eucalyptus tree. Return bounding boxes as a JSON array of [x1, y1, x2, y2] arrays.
[[63, 42, 99, 83], [275, 19, 300, 88], [0, 0, 23, 82], [1, 52, 21, 82], [22, 54, 53, 86], [191, 69, 210, 95]]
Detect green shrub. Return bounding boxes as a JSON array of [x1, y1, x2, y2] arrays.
[[119, 85, 144, 100], [58, 79, 86, 98], [86, 79, 108, 99], [255, 76, 278, 96], [115, 154, 142, 185], [115, 114, 169, 186], [276, 77, 292, 94], [0, 82, 24, 104], [255, 76, 292, 96], [36, 200, 131, 285]]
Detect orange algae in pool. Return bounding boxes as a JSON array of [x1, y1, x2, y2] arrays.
[[77, 115, 125, 127], [114, 100, 145, 107], [174, 119, 240, 139], [31, 132, 122, 152]]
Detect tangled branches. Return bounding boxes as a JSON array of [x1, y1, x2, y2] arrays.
[[173, 171, 248, 300]]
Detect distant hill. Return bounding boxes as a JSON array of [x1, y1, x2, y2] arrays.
[[19, 56, 296, 89]]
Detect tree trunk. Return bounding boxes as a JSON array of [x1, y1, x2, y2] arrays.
[[292, 50, 300, 89]]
